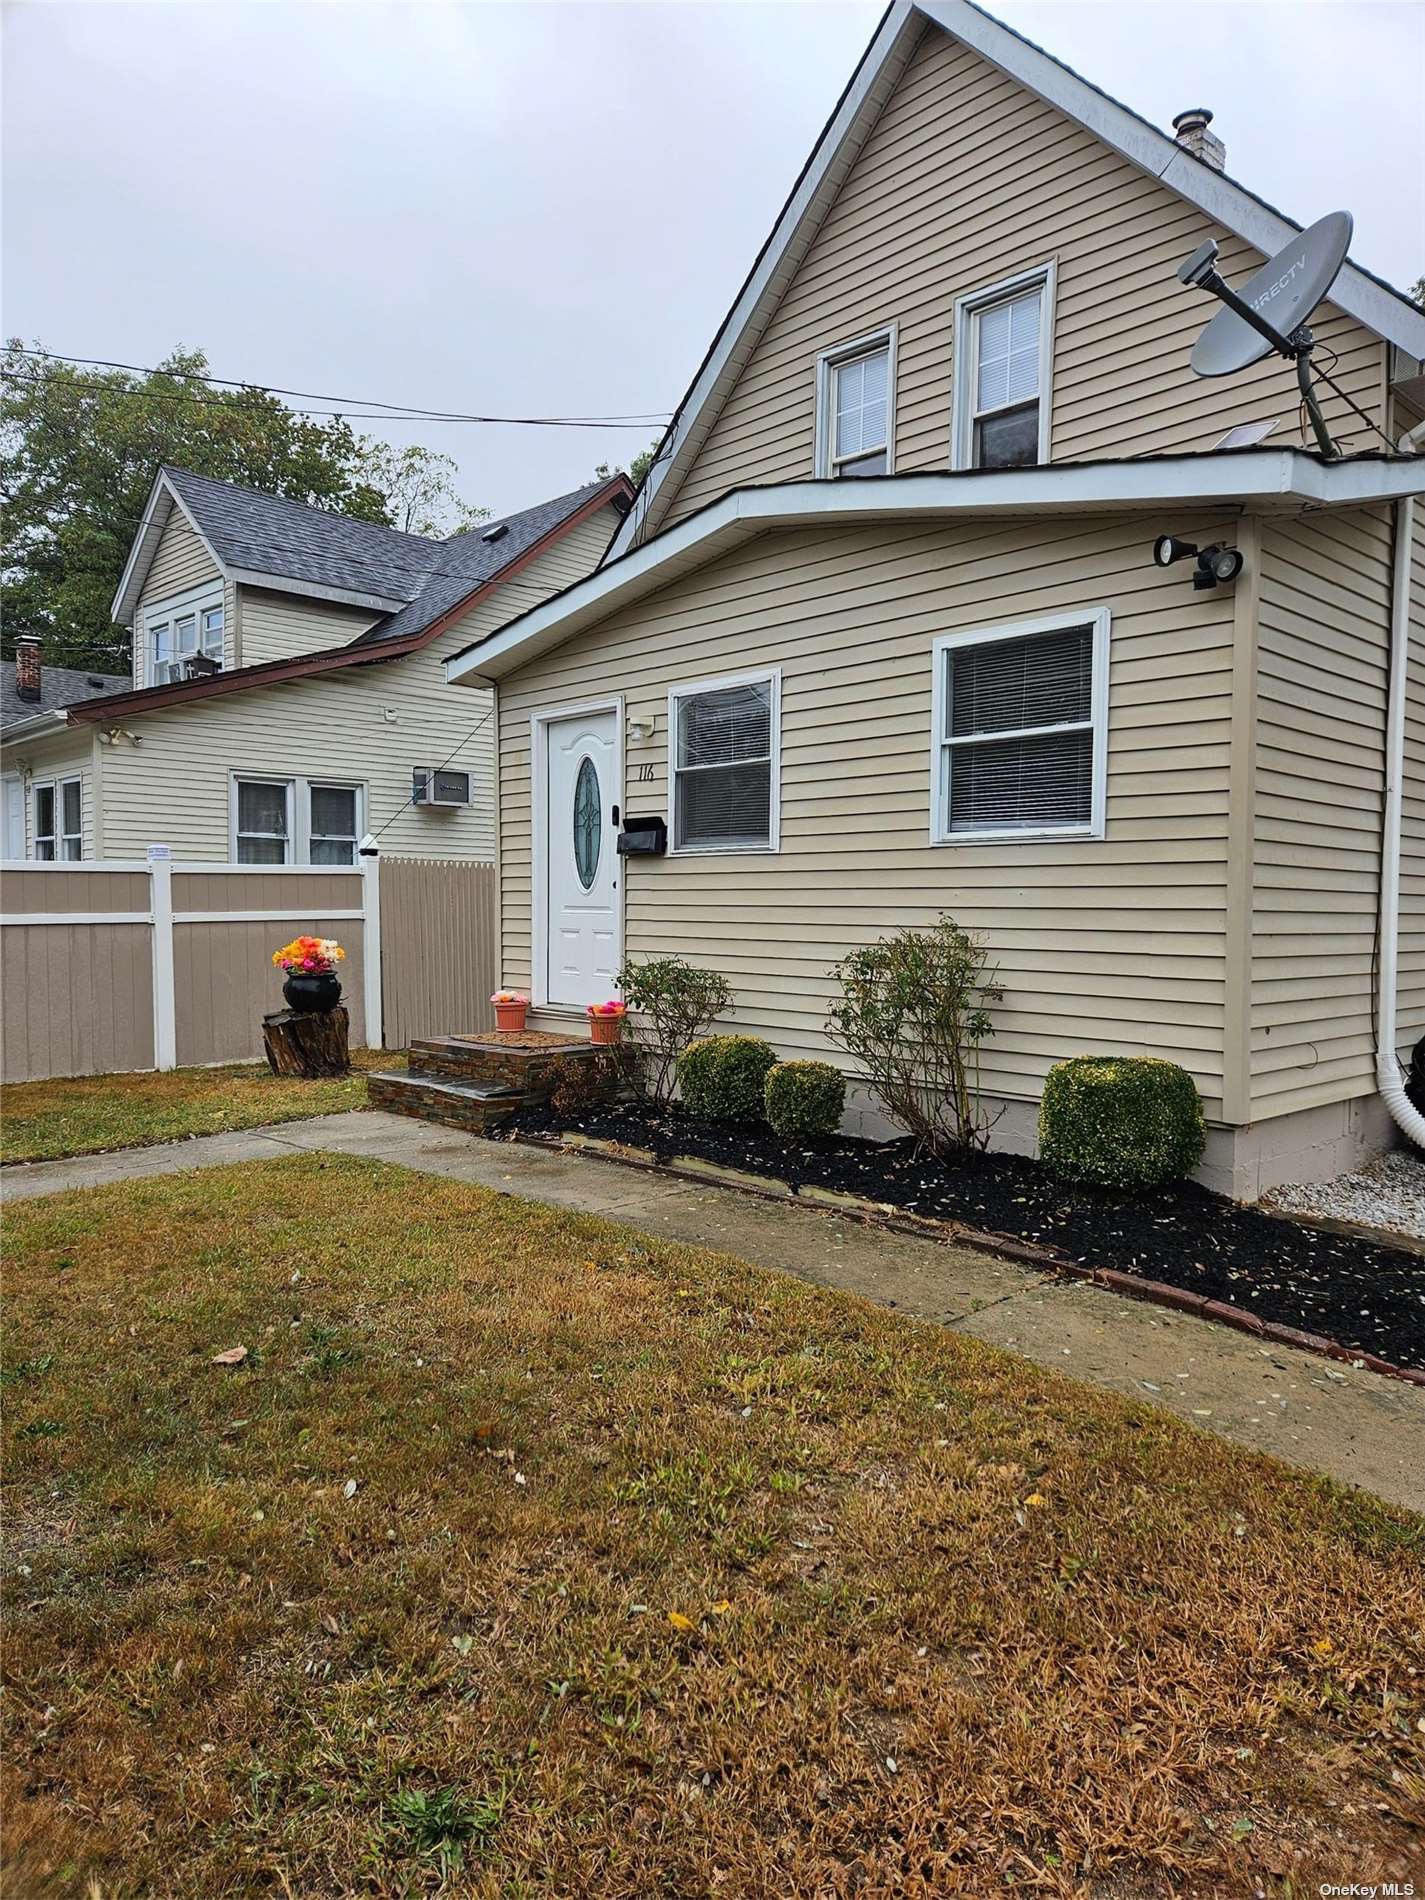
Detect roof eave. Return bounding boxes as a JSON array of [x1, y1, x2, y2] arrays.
[[0, 708, 77, 746], [453, 452, 1425, 685]]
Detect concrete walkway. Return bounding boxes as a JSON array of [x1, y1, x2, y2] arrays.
[[5, 1110, 1422, 1512]]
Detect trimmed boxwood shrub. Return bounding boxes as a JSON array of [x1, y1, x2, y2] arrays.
[[1039, 1056, 1205, 1190], [764, 1061, 845, 1141], [677, 1035, 778, 1124]]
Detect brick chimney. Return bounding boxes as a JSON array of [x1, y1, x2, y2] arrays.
[[1172, 107, 1225, 173], [14, 637, 41, 704]]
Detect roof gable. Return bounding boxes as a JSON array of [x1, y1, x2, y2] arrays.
[[611, 0, 1425, 557]]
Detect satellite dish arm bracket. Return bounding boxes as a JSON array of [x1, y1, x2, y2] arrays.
[[1294, 347, 1338, 459], [1198, 269, 1297, 361]]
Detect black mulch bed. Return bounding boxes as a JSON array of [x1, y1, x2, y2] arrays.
[[499, 1102, 1425, 1372]]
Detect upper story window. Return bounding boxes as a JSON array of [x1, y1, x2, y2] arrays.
[[815, 328, 895, 479], [669, 670, 781, 853], [145, 587, 225, 686], [952, 265, 1055, 471], [33, 777, 82, 860], [930, 609, 1108, 845]]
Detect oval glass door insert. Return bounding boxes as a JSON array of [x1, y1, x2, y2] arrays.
[[573, 755, 601, 889]]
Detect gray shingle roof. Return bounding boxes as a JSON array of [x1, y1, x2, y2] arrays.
[[2, 661, 131, 730], [162, 467, 617, 645]]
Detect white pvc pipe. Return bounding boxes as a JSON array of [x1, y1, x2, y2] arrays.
[[1376, 490, 1425, 1146]]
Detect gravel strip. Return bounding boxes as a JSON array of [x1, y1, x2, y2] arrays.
[[1265, 1150, 1425, 1243]]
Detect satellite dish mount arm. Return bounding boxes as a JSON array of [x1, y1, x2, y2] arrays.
[[1177, 238, 1340, 460]]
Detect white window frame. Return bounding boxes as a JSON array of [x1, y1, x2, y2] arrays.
[[667, 667, 782, 856], [142, 581, 225, 688], [30, 775, 82, 861], [929, 607, 1109, 847], [229, 775, 366, 865], [232, 775, 295, 864], [951, 262, 1056, 473], [305, 780, 365, 866], [815, 326, 897, 479]]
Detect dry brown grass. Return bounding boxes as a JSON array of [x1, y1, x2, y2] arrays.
[[3, 1155, 1422, 1899], [0, 1049, 400, 1165]]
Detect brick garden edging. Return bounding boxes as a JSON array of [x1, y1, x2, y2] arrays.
[[514, 1131, 1425, 1391]]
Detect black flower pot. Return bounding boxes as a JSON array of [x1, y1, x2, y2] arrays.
[[283, 971, 342, 1014]]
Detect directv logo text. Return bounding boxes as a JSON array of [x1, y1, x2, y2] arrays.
[[1251, 253, 1307, 311]]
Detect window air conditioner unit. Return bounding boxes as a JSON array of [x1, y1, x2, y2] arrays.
[[181, 654, 221, 681], [413, 767, 472, 808]]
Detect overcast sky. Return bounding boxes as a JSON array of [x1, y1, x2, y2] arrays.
[[5, 0, 1422, 519]]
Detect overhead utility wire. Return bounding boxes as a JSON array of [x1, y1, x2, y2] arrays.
[[7, 349, 670, 429], [368, 703, 495, 844]]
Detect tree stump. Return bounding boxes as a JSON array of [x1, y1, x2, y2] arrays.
[[262, 1006, 350, 1079]]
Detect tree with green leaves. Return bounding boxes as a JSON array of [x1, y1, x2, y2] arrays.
[[0, 344, 484, 672], [354, 440, 490, 538], [593, 437, 662, 490]]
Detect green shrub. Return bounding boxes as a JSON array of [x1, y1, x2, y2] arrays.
[[1038, 1056, 1205, 1190], [826, 917, 1002, 1156], [677, 1035, 778, 1123], [615, 956, 732, 1107], [764, 1061, 845, 1141]]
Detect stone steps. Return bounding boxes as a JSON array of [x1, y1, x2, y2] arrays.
[[367, 1030, 613, 1134]]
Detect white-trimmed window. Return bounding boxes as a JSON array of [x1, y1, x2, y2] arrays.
[[669, 670, 780, 853], [145, 586, 225, 686], [231, 777, 364, 865], [235, 778, 292, 863], [952, 265, 1054, 471], [931, 609, 1108, 844], [307, 783, 361, 865], [816, 328, 895, 478], [32, 777, 82, 861]]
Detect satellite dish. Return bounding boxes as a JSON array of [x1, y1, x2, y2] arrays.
[[1189, 211, 1353, 377]]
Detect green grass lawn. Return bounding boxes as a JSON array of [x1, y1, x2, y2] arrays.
[[0, 1049, 401, 1164], [3, 1156, 1421, 1897]]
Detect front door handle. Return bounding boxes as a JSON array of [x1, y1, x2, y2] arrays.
[[611, 804, 620, 827]]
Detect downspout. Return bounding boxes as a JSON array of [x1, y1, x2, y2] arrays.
[[1376, 471, 1425, 1146]]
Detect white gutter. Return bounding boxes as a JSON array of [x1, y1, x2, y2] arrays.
[[0, 708, 72, 746], [1377, 480, 1425, 1147]]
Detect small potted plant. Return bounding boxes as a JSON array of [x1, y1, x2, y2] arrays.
[[586, 999, 627, 1046], [491, 989, 530, 1033], [272, 935, 346, 1013]]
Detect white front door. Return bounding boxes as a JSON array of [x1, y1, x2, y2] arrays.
[[541, 705, 620, 1008]]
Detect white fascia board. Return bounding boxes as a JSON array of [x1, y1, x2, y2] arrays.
[[111, 470, 235, 627], [449, 452, 1425, 687], [608, 0, 1425, 562], [606, 0, 923, 559], [226, 569, 407, 616], [0, 709, 73, 749]]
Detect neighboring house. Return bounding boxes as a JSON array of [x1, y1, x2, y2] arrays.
[[446, 0, 1425, 1197], [1, 646, 130, 859], [0, 467, 633, 867]]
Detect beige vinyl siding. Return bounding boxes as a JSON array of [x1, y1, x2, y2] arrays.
[[97, 505, 624, 866], [14, 731, 98, 860], [238, 588, 383, 665], [498, 512, 1239, 1117], [1248, 507, 1394, 1118], [134, 509, 231, 681], [1398, 503, 1425, 1063], [654, 26, 1386, 534]]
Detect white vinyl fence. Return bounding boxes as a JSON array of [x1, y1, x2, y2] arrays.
[[1, 855, 382, 1083], [1, 853, 500, 1084]]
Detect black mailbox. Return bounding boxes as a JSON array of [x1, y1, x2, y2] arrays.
[[617, 815, 667, 857]]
